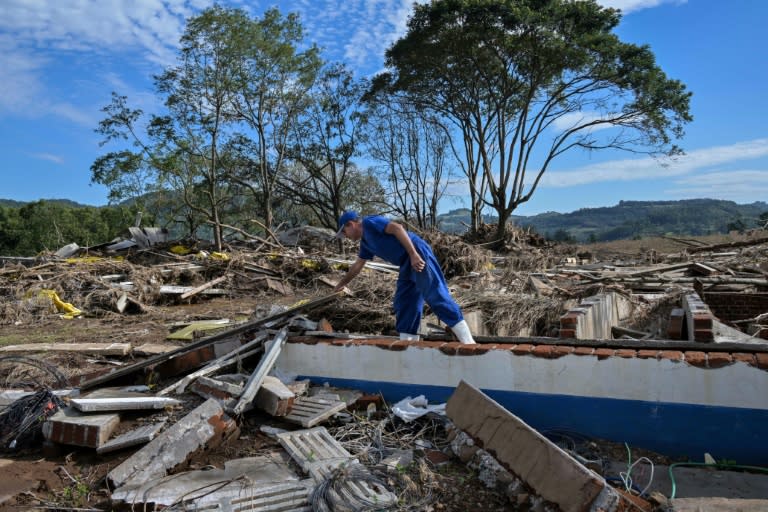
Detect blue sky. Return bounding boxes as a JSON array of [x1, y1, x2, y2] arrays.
[[0, 0, 766, 216]]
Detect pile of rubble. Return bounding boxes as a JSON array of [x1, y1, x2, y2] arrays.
[[1, 225, 767, 511]]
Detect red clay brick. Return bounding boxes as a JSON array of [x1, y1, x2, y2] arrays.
[[706, 352, 733, 368], [492, 343, 518, 351], [684, 351, 707, 368], [572, 346, 594, 356], [594, 348, 615, 360], [439, 343, 461, 356], [732, 352, 757, 366], [614, 349, 637, 359], [458, 344, 489, 355], [369, 339, 397, 350], [559, 312, 580, 327], [559, 329, 577, 339], [659, 350, 684, 362], [692, 313, 712, 329], [756, 353, 768, 370], [388, 340, 411, 351], [636, 350, 660, 359], [692, 329, 714, 342], [511, 344, 534, 355], [551, 346, 575, 358], [413, 341, 447, 349], [531, 345, 554, 358]]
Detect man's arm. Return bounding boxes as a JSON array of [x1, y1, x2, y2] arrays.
[[384, 221, 426, 272], [334, 257, 368, 291]]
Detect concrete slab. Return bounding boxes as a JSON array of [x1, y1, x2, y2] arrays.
[[254, 375, 295, 416], [70, 395, 180, 412], [111, 454, 312, 510], [42, 407, 120, 448], [107, 398, 238, 489], [606, 461, 768, 499], [96, 420, 167, 454], [190, 375, 244, 412], [446, 380, 623, 512], [670, 497, 768, 511]]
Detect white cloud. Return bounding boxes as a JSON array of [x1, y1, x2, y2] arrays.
[[666, 170, 768, 202], [550, 111, 615, 133], [597, 0, 687, 14], [541, 138, 768, 188], [343, 0, 422, 69], [0, 0, 196, 65], [31, 153, 65, 164]]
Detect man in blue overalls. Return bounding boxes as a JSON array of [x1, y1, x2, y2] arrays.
[[333, 210, 475, 344]]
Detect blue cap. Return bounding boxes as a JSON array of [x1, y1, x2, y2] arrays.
[[335, 210, 359, 238]]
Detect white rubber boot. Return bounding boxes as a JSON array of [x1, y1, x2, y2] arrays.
[[450, 320, 476, 344], [399, 332, 420, 341]]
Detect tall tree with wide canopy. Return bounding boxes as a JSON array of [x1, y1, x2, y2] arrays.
[[283, 64, 384, 231], [373, 0, 692, 241], [366, 96, 454, 230], [228, 8, 322, 231]]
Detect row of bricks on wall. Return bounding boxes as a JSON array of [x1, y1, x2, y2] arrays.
[[287, 338, 768, 370]]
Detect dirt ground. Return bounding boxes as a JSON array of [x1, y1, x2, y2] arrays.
[[1, 231, 762, 511], [0, 294, 524, 511]]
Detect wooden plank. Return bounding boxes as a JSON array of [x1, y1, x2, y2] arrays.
[[179, 276, 228, 300], [0, 342, 131, 356], [157, 332, 268, 396], [79, 291, 346, 391], [166, 318, 232, 340]]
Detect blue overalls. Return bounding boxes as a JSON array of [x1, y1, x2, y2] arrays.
[[359, 216, 463, 335]]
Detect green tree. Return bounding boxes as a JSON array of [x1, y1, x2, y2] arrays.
[[150, 6, 250, 250], [374, 0, 692, 244], [365, 95, 455, 230], [283, 64, 378, 231], [759, 211, 768, 229], [0, 205, 23, 255], [228, 8, 323, 230]]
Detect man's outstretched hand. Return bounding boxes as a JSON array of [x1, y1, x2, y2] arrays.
[[410, 253, 426, 272]]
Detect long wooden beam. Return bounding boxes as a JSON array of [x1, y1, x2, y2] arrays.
[[78, 291, 345, 391]]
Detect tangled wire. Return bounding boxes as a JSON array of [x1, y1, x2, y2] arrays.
[[0, 388, 64, 451]]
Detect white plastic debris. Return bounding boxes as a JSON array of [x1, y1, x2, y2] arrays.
[[391, 395, 446, 422]]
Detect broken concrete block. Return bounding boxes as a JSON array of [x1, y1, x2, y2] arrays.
[[70, 395, 180, 412], [669, 498, 768, 511], [96, 420, 167, 454], [286, 379, 310, 396], [107, 398, 238, 489], [682, 293, 715, 342], [190, 376, 243, 411], [42, 407, 120, 449], [446, 380, 623, 512], [254, 376, 295, 416]]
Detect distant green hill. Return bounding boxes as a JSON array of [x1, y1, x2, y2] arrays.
[[438, 199, 768, 241], [0, 198, 88, 208]]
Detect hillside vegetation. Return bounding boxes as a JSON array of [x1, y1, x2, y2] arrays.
[[438, 199, 768, 242], [0, 197, 766, 256]]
